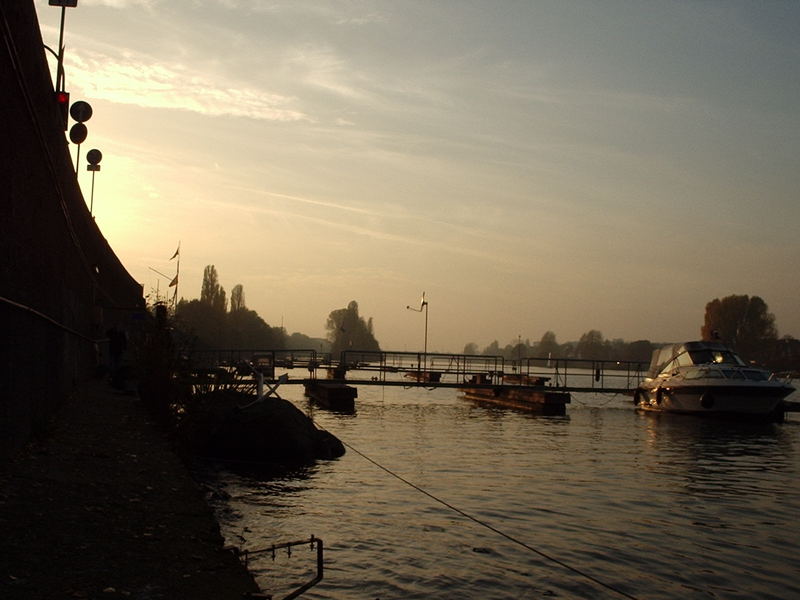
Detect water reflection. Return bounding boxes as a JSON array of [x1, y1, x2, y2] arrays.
[[639, 413, 794, 500], [199, 387, 800, 600]]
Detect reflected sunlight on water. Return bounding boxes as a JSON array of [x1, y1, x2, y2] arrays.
[[200, 382, 800, 599]]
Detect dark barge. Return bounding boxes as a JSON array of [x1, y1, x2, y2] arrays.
[[460, 374, 571, 415], [305, 381, 358, 412]]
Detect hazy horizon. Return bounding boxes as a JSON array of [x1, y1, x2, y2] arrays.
[[35, 0, 800, 352]]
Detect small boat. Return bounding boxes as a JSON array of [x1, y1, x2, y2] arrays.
[[634, 341, 794, 419]]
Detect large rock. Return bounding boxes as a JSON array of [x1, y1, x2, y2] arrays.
[[178, 390, 345, 463]]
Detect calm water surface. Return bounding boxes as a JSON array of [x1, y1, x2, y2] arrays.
[[200, 380, 800, 599]]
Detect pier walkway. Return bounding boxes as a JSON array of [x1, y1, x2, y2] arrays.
[[186, 349, 648, 396]]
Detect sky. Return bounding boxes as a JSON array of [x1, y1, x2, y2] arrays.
[[34, 0, 800, 352]]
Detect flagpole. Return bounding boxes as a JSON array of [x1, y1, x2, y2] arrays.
[[166, 241, 181, 312], [173, 241, 180, 311]]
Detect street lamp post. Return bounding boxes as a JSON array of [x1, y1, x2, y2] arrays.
[[49, 0, 79, 92], [86, 148, 102, 216]]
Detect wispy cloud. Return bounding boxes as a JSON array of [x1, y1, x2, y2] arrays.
[[230, 185, 381, 217], [204, 186, 531, 269], [217, 1, 388, 25], [285, 44, 370, 100], [67, 48, 308, 121], [80, 0, 155, 7]]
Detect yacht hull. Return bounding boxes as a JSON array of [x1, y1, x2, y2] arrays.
[[635, 382, 791, 417]]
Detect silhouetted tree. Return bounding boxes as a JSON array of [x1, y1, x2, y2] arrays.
[[510, 339, 528, 365], [230, 284, 246, 312], [175, 299, 224, 349], [326, 301, 380, 357], [482, 340, 501, 356], [701, 294, 777, 361], [228, 308, 282, 349], [200, 265, 227, 313], [576, 330, 606, 360], [537, 331, 559, 358], [175, 267, 285, 350], [200, 265, 220, 305], [463, 342, 479, 355], [625, 340, 655, 363], [287, 332, 330, 352]]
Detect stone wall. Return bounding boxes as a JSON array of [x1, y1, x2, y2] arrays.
[[1, 2, 145, 459]]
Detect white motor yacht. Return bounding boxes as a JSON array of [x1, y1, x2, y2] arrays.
[[634, 341, 794, 419]]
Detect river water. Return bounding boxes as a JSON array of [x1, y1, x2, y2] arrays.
[[200, 376, 800, 600]]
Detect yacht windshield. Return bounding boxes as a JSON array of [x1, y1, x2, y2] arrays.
[[688, 349, 743, 366]]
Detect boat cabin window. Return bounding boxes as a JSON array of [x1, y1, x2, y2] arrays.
[[659, 358, 683, 375], [683, 368, 707, 380], [687, 349, 743, 366], [680, 367, 727, 379]]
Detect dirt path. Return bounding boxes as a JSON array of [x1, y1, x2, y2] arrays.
[[0, 380, 261, 600]]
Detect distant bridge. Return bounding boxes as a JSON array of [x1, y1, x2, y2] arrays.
[[183, 349, 648, 395]]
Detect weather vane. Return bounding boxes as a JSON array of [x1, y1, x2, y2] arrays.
[[406, 292, 429, 370]]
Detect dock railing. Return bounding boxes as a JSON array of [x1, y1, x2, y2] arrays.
[[340, 350, 506, 385], [182, 348, 648, 394], [181, 348, 327, 393], [515, 357, 648, 392]]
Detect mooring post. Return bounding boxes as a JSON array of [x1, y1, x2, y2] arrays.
[[256, 371, 264, 400]]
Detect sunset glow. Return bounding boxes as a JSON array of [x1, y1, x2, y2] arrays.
[[36, 0, 800, 351]]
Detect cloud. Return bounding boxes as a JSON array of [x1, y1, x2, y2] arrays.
[[216, 1, 388, 26], [202, 186, 529, 269], [80, 0, 155, 7], [285, 44, 370, 100], [67, 48, 308, 121]]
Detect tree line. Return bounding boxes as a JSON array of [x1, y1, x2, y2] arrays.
[[463, 332, 656, 364], [171, 277, 796, 371], [172, 266, 380, 355], [462, 294, 798, 371], [175, 265, 287, 350]]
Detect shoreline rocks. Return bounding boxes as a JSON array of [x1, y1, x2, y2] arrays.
[[177, 389, 346, 464]]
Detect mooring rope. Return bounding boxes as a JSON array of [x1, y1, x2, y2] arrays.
[[569, 393, 623, 407], [325, 431, 641, 600]]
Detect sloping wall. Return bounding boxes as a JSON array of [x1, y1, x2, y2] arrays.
[[1, 2, 145, 459]]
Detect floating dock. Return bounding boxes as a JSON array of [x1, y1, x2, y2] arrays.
[[304, 382, 358, 412], [460, 375, 571, 415]]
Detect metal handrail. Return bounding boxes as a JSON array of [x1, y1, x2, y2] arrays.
[[236, 536, 323, 600]]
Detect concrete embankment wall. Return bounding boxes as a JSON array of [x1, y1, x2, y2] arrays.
[[1, 2, 145, 459]]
